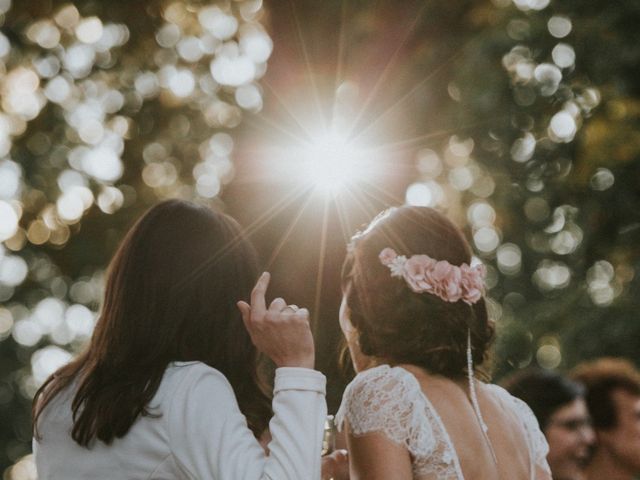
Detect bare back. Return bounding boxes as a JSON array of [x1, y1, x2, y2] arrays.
[[337, 364, 552, 480]]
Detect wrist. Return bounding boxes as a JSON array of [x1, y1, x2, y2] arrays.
[[275, 354, 315, 369], [273, 366, 326, 395]]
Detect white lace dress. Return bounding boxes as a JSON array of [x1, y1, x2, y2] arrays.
[[335, 365, 550, 479]]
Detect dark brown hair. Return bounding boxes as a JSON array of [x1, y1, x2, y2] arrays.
[[33, 199, 271, 446], [502, 368, 585, 430], [341, 206, 494, 378], [571, 357, 640, 430]]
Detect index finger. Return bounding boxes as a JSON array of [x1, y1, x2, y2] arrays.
[[250, 272, 270, 317]]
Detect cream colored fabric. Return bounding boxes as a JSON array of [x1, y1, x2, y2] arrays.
[[34, 362, 327, 479], [337, 364, 551, 479]]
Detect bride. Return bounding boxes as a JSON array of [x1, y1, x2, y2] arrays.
[[335, 206, 552, 479]]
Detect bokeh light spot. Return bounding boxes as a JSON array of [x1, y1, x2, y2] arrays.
[[549, 111, 577, 142], [12, 319, 42, 347], [55, 4, 80, 30], [210, 55, 256, 87], [0, 201, 19, 241], [65, 304, 95, 338], [168, 69, 195, 98], [31, 346, 72, 385], [81, 147, 123, 182], [511, 133, 536, 163], [590, 168, 615, 191], [416, 149, 442, 178], [76, 17, 104, 44], [537, 344, 562, 369], [5, 454, 37, 480], [534, 63, 562, 96], [448, 167, 474, 191], [240, 27, 273, 63], [467, 202, 496, 228], [235, 84, 263, 111], [552, 43, 576, 69], [405, 183, 433, 207], [97, 186, 124, 214], [27, 20, 61, 49], [26, 220, 50, 245], [548, 16, 572, 38], [199, 7, 238, 40], [0, 307, 13, 339], [533, 260, 571, 291], [473, 227, 500, 253], [497, 243, 522, 275]]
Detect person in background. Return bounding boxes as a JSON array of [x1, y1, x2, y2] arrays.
[[571, 358, 640, 480], [32, 199, 328, 480], [503, 368, 595, 480]]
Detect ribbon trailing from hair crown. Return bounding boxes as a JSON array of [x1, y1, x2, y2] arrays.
[[379, 247, 486, 305]]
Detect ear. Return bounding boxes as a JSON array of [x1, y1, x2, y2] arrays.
[[346, 332, 380, 373], [339, 301, 357, 336]]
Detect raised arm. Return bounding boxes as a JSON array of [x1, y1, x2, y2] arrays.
[[171, 272, 326, 480], [169, 365, 326, 480]]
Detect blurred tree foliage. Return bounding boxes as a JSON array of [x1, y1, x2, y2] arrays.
[[0, 0, 273, 472], [1, 0, 639, 476]]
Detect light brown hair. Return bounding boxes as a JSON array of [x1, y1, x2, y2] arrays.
[[572, 357, 640, 429]]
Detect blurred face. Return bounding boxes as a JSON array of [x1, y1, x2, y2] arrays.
[[545, 398, 595, 480], [598, 389, 640, 474]]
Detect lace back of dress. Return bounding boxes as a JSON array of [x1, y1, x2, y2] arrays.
[[467, 329, 498, 465]]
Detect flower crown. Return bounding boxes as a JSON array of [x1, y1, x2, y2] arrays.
[[379, 247, 486, 305]]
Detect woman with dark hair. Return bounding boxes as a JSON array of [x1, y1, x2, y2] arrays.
[[335, 206, 551, 479], [32, 199, 327, 479], [503, 369, 595, 480]]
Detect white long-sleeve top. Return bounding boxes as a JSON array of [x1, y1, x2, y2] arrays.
[[33, 361, 327, 479]]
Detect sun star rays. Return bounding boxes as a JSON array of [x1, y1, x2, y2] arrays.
[[223, 0, 499, 322]]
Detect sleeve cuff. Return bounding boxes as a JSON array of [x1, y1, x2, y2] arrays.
[[273, 367, 326, 395]]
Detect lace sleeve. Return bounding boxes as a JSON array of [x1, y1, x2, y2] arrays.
[[508, 395, 552, 477], [335, 365, 436, 458]]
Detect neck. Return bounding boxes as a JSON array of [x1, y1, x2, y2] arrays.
[[585, 449, 635, 480]]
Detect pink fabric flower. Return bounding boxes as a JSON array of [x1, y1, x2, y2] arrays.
[[403, 255, 437, 293], [460, 264, 485, 305], [379, 248, 485, 304], [379, 248, 407, 277], [378, 248, 398, 266], [445, 269, 464, 302], [428, 261, 463, 302]]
